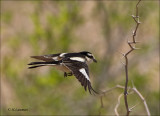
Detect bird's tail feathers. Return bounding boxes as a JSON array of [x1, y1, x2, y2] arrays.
[[87, 82, 99, 95], [28, 65, 46, 69], [89, 85, 99, 95], [28, 61, 60, 69]]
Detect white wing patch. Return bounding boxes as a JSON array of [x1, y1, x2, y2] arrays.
[[60, 53, 66, 57], [79, 68, 90, 81], [87, 53, 92, 56], [52, 56, 59, 61], [44, 56, 49, 58], [70, 57, 85, 62]]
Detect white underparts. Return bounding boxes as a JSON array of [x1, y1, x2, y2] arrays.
[[52, 56, 58, 61], [54, 65, 70, 72], [85, 57, 91, 62], [79, 68, 90, 81], [70, 57, 85, 62]]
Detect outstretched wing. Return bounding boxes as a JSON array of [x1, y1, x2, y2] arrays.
[[30, 53, 61, 62], [62, 58, 98, 94]]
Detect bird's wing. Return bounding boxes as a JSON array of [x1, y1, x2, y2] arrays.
[[62, 58, 98, 94], [30, 53, 61, 62]]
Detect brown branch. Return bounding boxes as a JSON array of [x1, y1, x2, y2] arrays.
[[101, 85, 121, 95], [98, 96, 104, 116], [100, 96, 104, 108], [100, 84, 125, 96], [124, 62, 130, 116], [98, 85, 124, 116], [99, 83, 150, 115], [98, 1, 150, 115], [123, 0, 142, 115]]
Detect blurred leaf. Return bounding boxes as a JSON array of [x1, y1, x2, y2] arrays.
[[2, 11, 12, 24]]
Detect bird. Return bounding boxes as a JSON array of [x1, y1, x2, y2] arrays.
[[28, 51, 98, 94]]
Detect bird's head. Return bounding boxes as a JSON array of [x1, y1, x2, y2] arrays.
[[80, 51, 97, 63]]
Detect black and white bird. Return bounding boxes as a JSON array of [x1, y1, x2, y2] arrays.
[[28, 51, 98, 94]]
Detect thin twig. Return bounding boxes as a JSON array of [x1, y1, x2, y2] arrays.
[[115, 93, 123, 116], [100, 96, 104, 108], [98, 85, 124, 115], [101, 86, 120, 95], [100, 84, 125, 95], [99, 96, 104, 116], [100, 84, 150, 115], [132, 87, 151, 116], [129, 102, 139, 111]]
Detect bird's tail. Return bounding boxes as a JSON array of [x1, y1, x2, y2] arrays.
[[28, 61, 60, 69]]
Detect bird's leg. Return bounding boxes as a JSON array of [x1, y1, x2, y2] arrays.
[[64, 72, 73, 78], [67, 72, 73, 76], [64, 72, 67, 78]]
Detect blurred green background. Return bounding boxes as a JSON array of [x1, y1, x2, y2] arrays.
[[1, 1, 159, 115]]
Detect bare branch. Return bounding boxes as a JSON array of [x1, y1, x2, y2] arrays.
[[129, 103, 138, 111], [101, 86, 120, 95], [111, 82, 148, 114], [100, 96, 104, 108], [99, 96, 104, 116], [97, 0, 150, 115], [99, 84, 150, 115], [136, 0, 142, 17], [101, 84, 124, 95], [123, 0, 142, 115], [132, 87, 151, 116], [115, 93, 123, 116]]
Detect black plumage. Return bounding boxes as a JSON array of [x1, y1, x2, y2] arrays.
[[28, 51, 98, 94]]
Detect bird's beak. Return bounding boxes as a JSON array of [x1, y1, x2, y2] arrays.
[[93, 58, 97, 63]]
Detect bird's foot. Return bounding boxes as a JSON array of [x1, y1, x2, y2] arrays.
[[64, 72, 73, 78], [67, 72, 73, 76], [64, 72, 67, 78]]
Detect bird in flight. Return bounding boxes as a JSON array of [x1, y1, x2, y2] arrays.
[[28, 51, 98, 94]]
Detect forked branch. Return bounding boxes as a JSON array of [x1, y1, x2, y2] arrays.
[[99, 84, 150, 115], [123, 0, 142, 115], [98, 0, 150, 115]]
